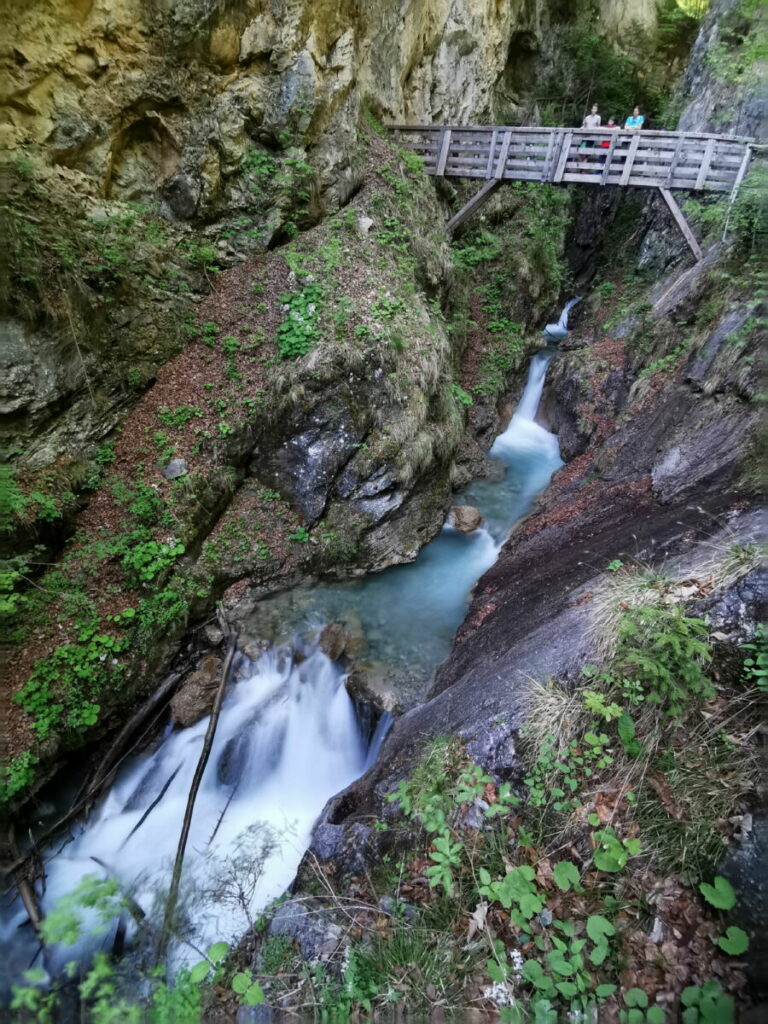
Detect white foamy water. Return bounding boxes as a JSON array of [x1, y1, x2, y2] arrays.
[[2, 646, 374, 975]]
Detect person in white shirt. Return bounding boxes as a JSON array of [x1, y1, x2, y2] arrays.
[[580, 104, 601, 165], [582, 104, 601, 129]]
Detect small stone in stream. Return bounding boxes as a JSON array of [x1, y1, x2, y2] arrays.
[[162, 458, 188, 479], [170, 655, 222, 727], [319, 621, 347, 661], [203, 624, 224, 646], [450, 505, 482, 532]]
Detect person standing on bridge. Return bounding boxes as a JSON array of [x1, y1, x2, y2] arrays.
[[582, 104, 601, 130], [580, 104, 601, 165], [624, 106, 645, 130]]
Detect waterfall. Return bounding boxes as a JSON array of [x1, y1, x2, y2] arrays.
[[3, 643, 377, 972], [512, 351, 553, 422]]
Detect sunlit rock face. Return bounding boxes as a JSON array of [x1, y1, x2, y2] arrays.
[[2, 0, 658, 215]]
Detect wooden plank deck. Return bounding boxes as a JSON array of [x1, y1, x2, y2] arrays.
[[390, 125, 752, 193]]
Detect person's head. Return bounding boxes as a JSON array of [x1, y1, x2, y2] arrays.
[[607, 117, 616, 126], [633, 106, 640, 116], [591, 104, 599, 114]]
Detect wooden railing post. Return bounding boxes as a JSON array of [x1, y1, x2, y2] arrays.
[[485, 129, 498, 179], [619, 133, 641, 185], [695, 137, 716, 190], [554, 131, 572, 182], [600, 134, 618, 184]]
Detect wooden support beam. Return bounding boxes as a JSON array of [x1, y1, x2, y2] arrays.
[[619, 133, 641, 185], [695, 137, 716, 190], [659, 187, 703, 261], [553, 131, 572, 182], [494, 129, 513, 179], [446, 179, 503, 233], [436, 129, 452, 176]]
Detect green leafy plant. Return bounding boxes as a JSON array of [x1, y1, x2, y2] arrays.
[[277, 281, 323, 358], [699, 876, 736, 911], [717, 926, 749, 956], [681, 980, 735, 1023]]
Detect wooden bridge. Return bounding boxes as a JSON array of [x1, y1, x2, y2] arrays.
[[390, 125, 754, 259]]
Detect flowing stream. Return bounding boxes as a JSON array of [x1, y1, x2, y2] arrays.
[[1, 340, 564, 984]]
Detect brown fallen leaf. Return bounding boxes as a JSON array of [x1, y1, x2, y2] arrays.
[[647, 772, 684, 820]]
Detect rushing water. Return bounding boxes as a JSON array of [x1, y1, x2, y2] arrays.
[[1, 340, 564, 986]]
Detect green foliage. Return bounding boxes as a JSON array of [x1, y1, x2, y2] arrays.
[[289, 527, 309, 544], [277, 281, 323, 358], [0, 750, 40, 803], [592, 826, 641, 873], [553, 860, 581, 892], [121, 538, 185, 586], [741, 623, 768, 691], [717, 926, 749, 956], [157, 405, 203, 429], [453, 230, 502, 268], [616, 605, 714, 714], [699, 875, 736, 910], [681, 980, 735, 1023], [451, 382, 473, 407], [14, 621, 128, 739]]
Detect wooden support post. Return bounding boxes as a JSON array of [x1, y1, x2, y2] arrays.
[[553, 131, 572, 182], [695, 137, 716, 190], [600, 134, 618, 184], [494, 129, 513, 179], [722, 144, 753, 241], [485, 129, 498, 179], [436, 129, 452, 177], [541, 130, 557, 183], [619, 132, 641, 185], [446, 179, 503, 233], [659, 187, 703, 261], [665, 134, 686, 187]]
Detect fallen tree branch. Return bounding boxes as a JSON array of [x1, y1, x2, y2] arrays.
[[158, 611, 237, 959]]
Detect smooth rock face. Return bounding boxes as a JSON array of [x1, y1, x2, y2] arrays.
[[161, 458, 188, 479], [169, 655, 222, 728], [450, 505, 483, 533]]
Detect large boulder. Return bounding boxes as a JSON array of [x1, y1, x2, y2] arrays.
[[169, 655, 222, 728], [450, 505, 483, 533]]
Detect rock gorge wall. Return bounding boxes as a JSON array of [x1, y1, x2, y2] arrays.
[[4, 0, 657, 213]]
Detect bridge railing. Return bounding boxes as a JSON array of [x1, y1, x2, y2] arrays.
[[391, 126, 752, 192]]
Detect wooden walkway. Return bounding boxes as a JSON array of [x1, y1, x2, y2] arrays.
[[390, 125, 754, 257]]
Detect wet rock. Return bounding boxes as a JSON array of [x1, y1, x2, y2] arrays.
[[310, 822, 374, 877], [266, 899, 343, 963], [697, 567, 767, 643], [345, 665, 401, 714], [170, 655, 222, 727], [450, 505, 483, 533], [203, 624, 224, 646], [719, 811, 768, 999], [318, 621, 346, 661], [160, 172, 200, 220], [161, 458, 188, 479], [236, 1005, 274, 1023]]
